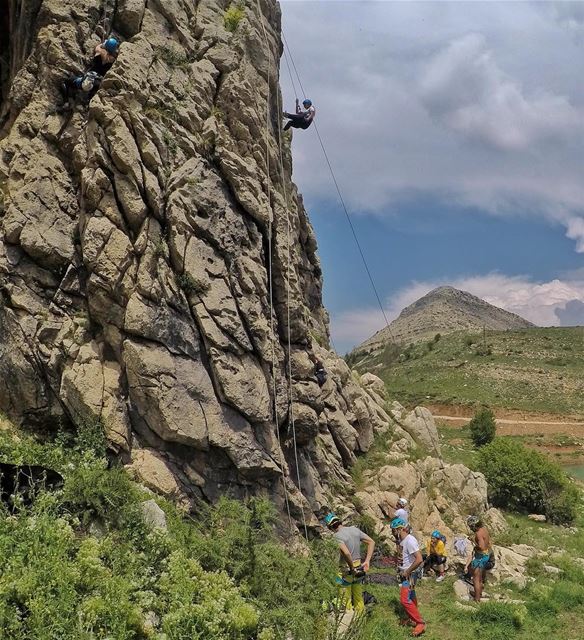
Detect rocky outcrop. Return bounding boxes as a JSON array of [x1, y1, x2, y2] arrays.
[[0, 0, 397, 528], [354, 455, 499, 544]]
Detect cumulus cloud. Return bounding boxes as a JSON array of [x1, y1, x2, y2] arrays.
[[419, 33, 584, 150], [281, 1, 584, 251], [332, 273, 584, 351]]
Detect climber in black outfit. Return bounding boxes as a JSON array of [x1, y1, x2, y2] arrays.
[[283, 98, 316, 131], [61, 38, 120, 107], [314, 360, 327, 387]]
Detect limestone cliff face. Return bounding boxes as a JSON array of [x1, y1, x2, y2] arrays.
[[0, 0, 393, 527]]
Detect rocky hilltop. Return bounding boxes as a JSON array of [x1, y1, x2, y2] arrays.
[[356, 286, 534, 355]]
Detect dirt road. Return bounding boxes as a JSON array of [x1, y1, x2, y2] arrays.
[[429, 404, 584, 437]]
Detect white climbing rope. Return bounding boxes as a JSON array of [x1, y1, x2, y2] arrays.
[[281, 37, 398, 346], [253, 0, 293, 531], [255, 0, 309, 541]]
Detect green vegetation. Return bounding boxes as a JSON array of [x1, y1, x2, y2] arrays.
[[224, 4, 246, 32], [352, 327, 584, 414], [469, 407, 496, 448], [478, 438, 579, 524], [178, 272, 210, 296], [0, 423, 338, 640]]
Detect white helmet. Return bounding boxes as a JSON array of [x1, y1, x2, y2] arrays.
[[397, 498, 408, 507]]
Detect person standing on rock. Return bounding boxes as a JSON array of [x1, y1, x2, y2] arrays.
[[324, 512, 375, 614], [465, 515, 493, 602], [389, 497, 409, 523], [391, 518, 426, 637], [283, 98, 316, 131]]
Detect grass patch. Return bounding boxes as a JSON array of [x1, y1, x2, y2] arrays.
[[352, 327, 584, 415]]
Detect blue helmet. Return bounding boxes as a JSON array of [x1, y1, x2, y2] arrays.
[[302, 98, 312, 107], [104, 38, 119, 54], [391, 517, 407, 530], [324, 512, 341, 528], [431, 530, 441, 539]]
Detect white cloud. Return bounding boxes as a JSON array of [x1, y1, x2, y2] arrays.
[[419, 33, 584, 150], [332, 273, 584, 351], [281, 1, 584, 251]]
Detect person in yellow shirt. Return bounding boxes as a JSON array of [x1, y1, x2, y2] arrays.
[[424, 530, 447, 582]]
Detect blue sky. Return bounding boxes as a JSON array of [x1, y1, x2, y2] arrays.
[[280, 1, 584, 352]]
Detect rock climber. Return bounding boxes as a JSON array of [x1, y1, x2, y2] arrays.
[[392, 518, 426, 637], [465, 515, 494, 602], [314, 360, 327, 387], [423, 530, 447, 582], [283, 98, 316, 131], [61, 37, 120, 107], [324, 512, 375, 614]]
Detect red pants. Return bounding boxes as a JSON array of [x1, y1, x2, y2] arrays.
[[400, 583, 424, 625]]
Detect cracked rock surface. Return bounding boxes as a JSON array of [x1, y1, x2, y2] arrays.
[[0, 0, 399, 528]]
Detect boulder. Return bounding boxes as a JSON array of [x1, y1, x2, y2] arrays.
[[401, 406, 441, 456], [140, 499, 168, 531]]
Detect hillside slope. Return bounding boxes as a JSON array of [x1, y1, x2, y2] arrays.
[[353, 326, 584, 415], [356, 286, 534, 355]]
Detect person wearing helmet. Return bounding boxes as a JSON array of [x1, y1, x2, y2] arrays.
[[324, 512, 375, 614], [394, 497, 409, 523], [60, 37, 120, 108], [465, 516, 493, 602], [424, 530, 447, 582], [391, 518, 425, 637], [283, 98, 316, 131], [90, 38, 120, 75]]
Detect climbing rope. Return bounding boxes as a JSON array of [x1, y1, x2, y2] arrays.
[[251, 0, 297, 534], [255, 0, 310, 541], [281, 37, 398, 345]]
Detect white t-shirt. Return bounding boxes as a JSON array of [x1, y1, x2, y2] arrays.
[[395, 508, 409, 523], [400, 534, 420, 571]]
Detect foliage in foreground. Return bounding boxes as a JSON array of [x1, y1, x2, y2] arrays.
[[0, 425, 337, 640], [478, 437, 580, 524]]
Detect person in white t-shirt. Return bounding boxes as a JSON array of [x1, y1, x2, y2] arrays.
[[390, 497, 409, 524], [391, 518, 426, 637]]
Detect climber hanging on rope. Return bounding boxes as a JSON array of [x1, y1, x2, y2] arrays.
[[283, 98, 316, 131], [60, 38, 120, 108], [325, 512, 375, 614]]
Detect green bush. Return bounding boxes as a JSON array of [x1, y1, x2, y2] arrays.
[[224, 4, 245, 32], [478, 438, 579, 524], [469, 407, 496, 447]]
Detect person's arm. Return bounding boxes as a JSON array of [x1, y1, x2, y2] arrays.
[[361, 534, 375, 571], [339, 542, 355, 572], [404, 550, 423, 579]]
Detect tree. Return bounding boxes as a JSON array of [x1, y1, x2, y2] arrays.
[[469, 407, 496, 448]]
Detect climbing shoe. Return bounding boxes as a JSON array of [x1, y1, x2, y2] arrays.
[[412, 624, 426, 637], [436, 575, 445, 583]]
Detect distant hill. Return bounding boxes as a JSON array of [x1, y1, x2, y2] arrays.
[[354, 286, 534, 356], [349, 326, 584, 415]]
